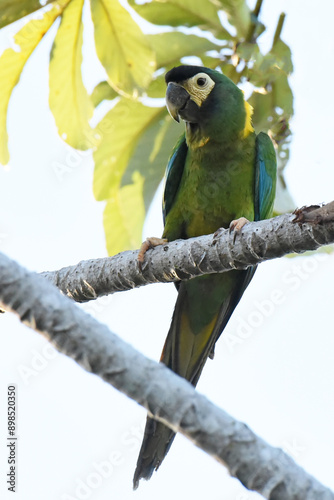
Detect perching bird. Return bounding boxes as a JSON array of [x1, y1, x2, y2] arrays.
[[134, 65, 277, 489]]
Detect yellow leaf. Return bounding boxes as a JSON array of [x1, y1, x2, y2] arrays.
[[90, 0, 156, 97], [49, 0, 94, 150], [0, 0, 71, 165], [104, 172, 145, 256], [93, 99, 165, 201]]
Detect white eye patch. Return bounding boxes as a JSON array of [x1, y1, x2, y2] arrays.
[[182, 72, 215, 107]]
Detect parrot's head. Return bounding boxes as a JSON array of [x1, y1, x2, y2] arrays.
[[165, 65, 253, 144]]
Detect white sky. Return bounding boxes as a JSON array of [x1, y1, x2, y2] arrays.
[[1, 1, 334, 499]]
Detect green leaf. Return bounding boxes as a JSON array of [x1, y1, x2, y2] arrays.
[[145, 32, 221, 98], [247, 56, 278, 88], [146, 74, 166, 98], [0, 0, 54, 29], [273, 74, 293, 117], [49, 0, 94, 150], [217, 0, 251, 37], [128, 0, 229, 38], [91, 81, 118, 107], [219, 62, 240, 84], [271, 38, 293, 74], [200, 54, 221, 67], [148, 31, 221, 68], [236, 41, 259, 62], [250, 74, 293, 135], [0, 0, 70, 165], [122, 112, 184, 211], [90, 0, 156, 97], [248, 38, 293, 89], [104, 171, 145, 256], [93, 99, 165, 201], [249, 90, 273, 134]]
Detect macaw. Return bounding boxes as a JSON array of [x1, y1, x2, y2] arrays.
[[133, 65, 277, 489]]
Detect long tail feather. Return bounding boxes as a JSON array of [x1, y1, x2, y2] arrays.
[[133, 417, 175, 489], [133, 269, 255, 487]]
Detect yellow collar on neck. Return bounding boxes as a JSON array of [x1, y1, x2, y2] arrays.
[[243, 100, 254, 138]]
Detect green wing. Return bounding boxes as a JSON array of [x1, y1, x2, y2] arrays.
[[162, 133, 188, 223], [254, 132, 277, 221]]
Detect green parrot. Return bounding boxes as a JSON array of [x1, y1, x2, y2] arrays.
[[133, 65, 277, 489]]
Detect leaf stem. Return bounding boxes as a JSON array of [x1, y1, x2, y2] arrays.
[[245, 0, 264, 43], [273, 12, 286, 46], [253, 0, 264, 18]]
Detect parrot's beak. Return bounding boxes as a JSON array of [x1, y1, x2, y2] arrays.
[[166, 82, 190, 122]]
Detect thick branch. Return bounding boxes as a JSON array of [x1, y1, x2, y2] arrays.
[[40, 203, 334, 303], [0, 251, 333, 500]]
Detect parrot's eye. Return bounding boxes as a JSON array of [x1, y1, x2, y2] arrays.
[[184, 72, 215, 107], [196, 77, 207, 87]]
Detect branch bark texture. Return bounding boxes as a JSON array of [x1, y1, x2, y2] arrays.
[[40, 204, 334, 303], [1, 251, 333, 500]]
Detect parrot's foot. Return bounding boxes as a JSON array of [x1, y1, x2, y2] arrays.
[[212, 227, 224, 243], [229, 217, 249, 243], [138, 237, 168, 270]]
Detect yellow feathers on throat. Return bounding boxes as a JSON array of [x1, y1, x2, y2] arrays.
[[242, 100, 254, 138]]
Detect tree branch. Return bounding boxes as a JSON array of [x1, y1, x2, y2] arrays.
[[1, 251, 334, 499], [40, 203, 334, 303]]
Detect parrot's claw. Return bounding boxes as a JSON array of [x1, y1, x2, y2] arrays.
[[229, 217, 249, 243], [212, 227, 225, 245], [137, 237, 168, 270]]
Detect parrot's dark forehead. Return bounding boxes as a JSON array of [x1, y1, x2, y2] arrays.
[[165, 65, 211, 84]]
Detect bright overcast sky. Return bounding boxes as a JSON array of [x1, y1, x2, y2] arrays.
[[0, 1, 334, 500]]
